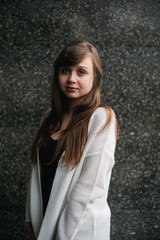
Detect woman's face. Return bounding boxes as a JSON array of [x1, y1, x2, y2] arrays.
[[58, 55, 94, 101]]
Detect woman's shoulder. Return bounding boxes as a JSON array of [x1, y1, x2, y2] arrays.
[[40, 108, 52, 125], [88, 106, 116, 133], [91, 106, 115, 122], [43, 108, 52, 117]]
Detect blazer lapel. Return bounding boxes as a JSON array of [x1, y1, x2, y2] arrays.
[[38, 160, 76, 240]]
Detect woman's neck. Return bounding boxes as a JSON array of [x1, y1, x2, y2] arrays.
[[51, 112, 71, 140], [66, 97, 85, 112]]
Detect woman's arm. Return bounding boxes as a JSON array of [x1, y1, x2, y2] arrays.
[[56, 108, 116, 240], [25, 222, 37, 240]]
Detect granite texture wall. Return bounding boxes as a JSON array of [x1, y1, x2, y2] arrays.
[[1, 0, 160, 239]]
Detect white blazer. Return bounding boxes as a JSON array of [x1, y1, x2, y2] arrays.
[[25, 107, 116, 240]]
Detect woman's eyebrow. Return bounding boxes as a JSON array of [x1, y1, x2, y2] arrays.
[[60, 65, 89, 70], [76, 65, 89, 69]]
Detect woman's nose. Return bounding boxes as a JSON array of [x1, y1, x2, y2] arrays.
[[67, 71, 77, 83]]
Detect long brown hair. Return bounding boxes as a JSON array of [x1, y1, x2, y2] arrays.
[[30, 41, 115, 169]]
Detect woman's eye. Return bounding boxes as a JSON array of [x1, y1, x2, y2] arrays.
[[78, 69, 85, 75], [61, 68, 70, 74]]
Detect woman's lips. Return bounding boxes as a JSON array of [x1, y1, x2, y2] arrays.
[[66, 86, 78, 92]]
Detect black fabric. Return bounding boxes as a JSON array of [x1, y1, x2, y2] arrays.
[[39, 137, 61, 216]]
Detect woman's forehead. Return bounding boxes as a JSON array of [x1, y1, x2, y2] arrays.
[[59, 54, 92, 66], [59, 55, 93, 69]]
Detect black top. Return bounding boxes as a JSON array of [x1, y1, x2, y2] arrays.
[[39, 137, 62, 216]]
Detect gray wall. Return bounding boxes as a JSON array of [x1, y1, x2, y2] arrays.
[[1, 0, 160, 239]]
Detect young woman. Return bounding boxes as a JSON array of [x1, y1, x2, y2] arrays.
[[25, 41, 117, 240]]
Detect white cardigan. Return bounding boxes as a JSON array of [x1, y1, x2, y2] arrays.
[[25, 107, 116, 240]]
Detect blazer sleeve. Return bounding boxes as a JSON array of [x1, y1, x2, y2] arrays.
[[56, 107, 116, 240], [25, 108, 51, 222], [25, 175, 31, 222]]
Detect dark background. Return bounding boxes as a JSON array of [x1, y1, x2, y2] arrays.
[[0, 0, 160, 239]]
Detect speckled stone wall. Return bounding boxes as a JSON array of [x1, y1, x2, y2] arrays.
[[1, 0, 160, 239]]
